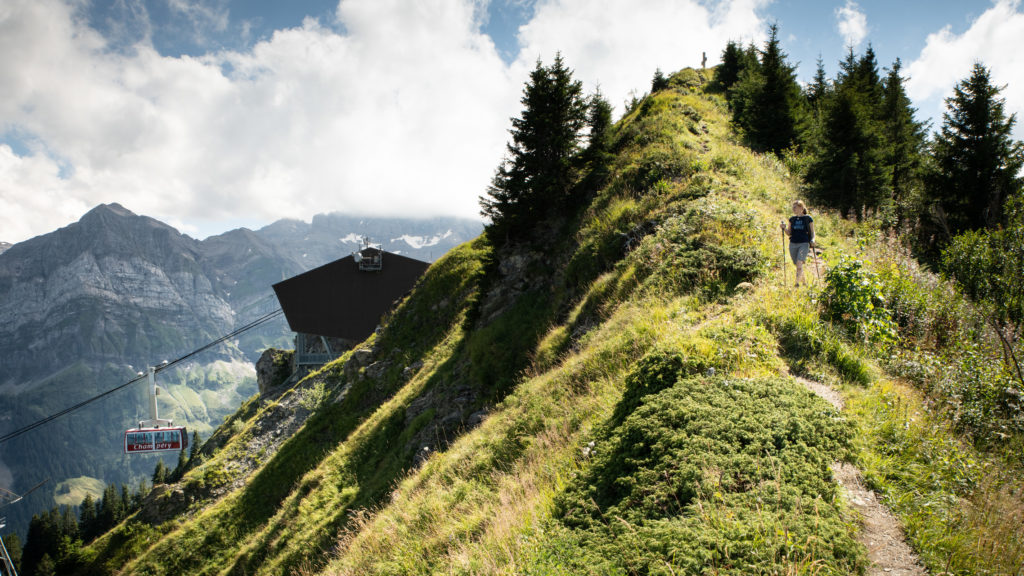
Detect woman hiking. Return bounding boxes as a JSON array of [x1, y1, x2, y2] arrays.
[[780, 200, 815, 287]]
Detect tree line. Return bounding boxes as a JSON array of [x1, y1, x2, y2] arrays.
[[8, 431, 201, 575], [718, 26, 1023, 384], [479, 37, 1021, 382], [716, 24, 1022, 256]]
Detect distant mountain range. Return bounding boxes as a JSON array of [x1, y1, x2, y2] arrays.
[[0, 203, 480, 536]]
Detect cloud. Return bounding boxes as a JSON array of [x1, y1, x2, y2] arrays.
[[835, 0, 868, 48], [906, 0, 1024, 136], [516, 0, 767, 109], [0, 0, 768, 244]]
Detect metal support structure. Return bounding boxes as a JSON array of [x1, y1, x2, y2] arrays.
[[138, 367, 173, 429], [0, 517, 18, 576]]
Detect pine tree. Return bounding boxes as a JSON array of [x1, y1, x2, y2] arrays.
[[582, 90, 614, 190], [651, 68, 669, 92], [808, 47, 892, 218], [716, 40, 744, 94], [36, 553, 57, 576], [880, 59, 926, 228], [78, 493, 98, 541], [153, 459, 168, 485], [926, 62, 1024, 237], [733, 24, 804, 153], [98, 483, 123, 529], [480, 54, 588, 242], [806, 56, 830, 111], [190, 431, 202, 461], [1, 533, 22, 573]]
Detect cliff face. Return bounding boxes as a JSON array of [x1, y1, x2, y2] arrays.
[[0, 204, 235, 384]]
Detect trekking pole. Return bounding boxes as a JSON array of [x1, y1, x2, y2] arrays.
[[780, 221, 787, 286], [811, 242, 821, 281]]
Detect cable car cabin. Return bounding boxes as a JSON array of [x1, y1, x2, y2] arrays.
[[124, 427, 188, 454]]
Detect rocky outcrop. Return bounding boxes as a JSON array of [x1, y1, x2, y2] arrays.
[[256, 348, 294, 397]]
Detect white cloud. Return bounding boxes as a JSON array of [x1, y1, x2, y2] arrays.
[[906, 0, 1024, 137], [0, 0, 768, 244], [835, 0, 868, 48], [516, 0, 767, 110]]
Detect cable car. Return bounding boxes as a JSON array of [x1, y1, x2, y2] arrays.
[[123, 366, 188, 455], [124, 426, 188, 454]]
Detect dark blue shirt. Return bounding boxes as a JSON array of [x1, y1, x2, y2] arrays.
[[789, 215, 813, 243]]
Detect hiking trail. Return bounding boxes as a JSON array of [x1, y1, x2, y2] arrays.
[[794, 376, 928, 576]]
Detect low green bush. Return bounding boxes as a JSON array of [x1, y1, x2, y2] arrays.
[[535, 369, 862, 575], [821, 255, 898, 345]]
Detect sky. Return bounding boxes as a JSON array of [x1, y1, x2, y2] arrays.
[[1, 0, 1022, 244]]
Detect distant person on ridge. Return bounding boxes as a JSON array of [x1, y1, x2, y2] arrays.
[[780, 200, 814, 287]]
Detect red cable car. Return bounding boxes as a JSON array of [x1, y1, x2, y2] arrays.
[[123, 366, 188, 455]]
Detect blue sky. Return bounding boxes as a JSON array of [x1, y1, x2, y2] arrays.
[[1, 0, 1021, 243]]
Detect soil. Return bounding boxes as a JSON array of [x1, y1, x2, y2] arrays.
[[794, 377, 928, 576]]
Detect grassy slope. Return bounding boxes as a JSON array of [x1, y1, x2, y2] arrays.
[[75, 69, 1024, 575]]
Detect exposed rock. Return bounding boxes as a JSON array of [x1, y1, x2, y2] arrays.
[[365, 361, 389, 380], [256, 348, 294, 397], [352, 348, 374, 367], [138, 484, 187, 525], [735, 281, 755, 292], [402, 360, 424, 379]]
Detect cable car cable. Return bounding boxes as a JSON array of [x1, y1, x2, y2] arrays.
[[0, 308, 284, 445]]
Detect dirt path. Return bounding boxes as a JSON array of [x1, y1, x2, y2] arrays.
[[794, 377, 927, 576]]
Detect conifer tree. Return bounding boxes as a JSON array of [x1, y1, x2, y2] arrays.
[[1, 533, 21, 573], [190, 431, 202, 461], [808, 48, 891, 218], [98, 483, 124, 531], [926, 63, 1024, 237], [651, 68, 669, 92], [78, 493, 97, 541], [716, 40, 744, 94], [806, 57, 830, 111], [152, 459, 168, 485], [480, 54, 588, 242], [582, 90, 614, 188], [733, 24, 804, 153], [880, 59, 926, 228]]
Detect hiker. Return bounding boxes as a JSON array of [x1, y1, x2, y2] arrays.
[[780, 200, 815, 286]]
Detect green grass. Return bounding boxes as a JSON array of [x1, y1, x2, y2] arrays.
[[53, 476, 106, 507], [70, 67, 1024, 576]]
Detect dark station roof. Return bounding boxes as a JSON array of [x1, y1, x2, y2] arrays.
[[272, 250, 429, 341]]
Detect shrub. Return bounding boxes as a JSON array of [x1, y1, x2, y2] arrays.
[[541, 374, 862, 575], [821, 255, 898, 345]]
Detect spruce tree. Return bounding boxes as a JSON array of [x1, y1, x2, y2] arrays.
[[78, 493, 97, 541], [582, 89, 614, 189], [733, 24, 804, 153], [927, 62, 1024, 236], [808, 48, 892, 218], [480, 54, 588, 242], [651, 68, 669, 92], [152, 459, 168, 485], [1, 533, 21, 573], [880, 59, 926, 228], [806, 56, 830, 111], [716, 40, 744, 94]]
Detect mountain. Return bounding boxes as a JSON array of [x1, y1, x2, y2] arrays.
[[0, 242, 11, 255], [0, 204, 480, 537], [46, 67, 861, 574], [12, 68, 1023, 576]]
